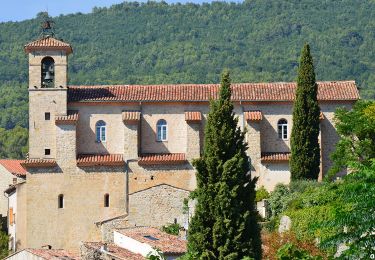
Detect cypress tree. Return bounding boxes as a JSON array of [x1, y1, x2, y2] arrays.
[[290, 44, 321, 180], [187, 71, 261, 260]]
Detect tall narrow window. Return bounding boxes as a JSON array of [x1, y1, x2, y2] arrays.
[[58, 194, 64, 209], [41, 57, 55, 88], [45, 112, 51, 120], [278, 119, 288, 140], [156, 119, 167, 141], [96, 120, 106, 142], [104, 194, 110, 207]]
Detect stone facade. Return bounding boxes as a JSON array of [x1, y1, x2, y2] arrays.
[[13, 36, 358, 252]]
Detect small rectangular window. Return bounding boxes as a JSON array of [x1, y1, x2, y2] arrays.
[[45, 112, 50, 120], [45, 149, 51, 155], [58, 194, 64, 209], [104, 194, 110, 207]]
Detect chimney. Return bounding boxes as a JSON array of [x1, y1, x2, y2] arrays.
[[13, 178, 17, 185]]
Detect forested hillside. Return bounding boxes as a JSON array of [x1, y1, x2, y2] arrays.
[[0, 0, 374, 158]]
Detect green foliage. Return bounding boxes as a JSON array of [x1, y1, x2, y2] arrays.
[[267, 184, 292, 218], [0, 231, 9, 259], [255, 186, 269, 202], [328, 100, 375, 179], [161, 223, 181, 236], [0, 1, 374, 158], [0, 126, 28, 159], [146, 248, 166, 260], [276, 243, 322, 260], [290, 44, 320, 181], [187, 71, 261, 259]]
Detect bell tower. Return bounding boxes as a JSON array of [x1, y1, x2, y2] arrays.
[[24, 18, 73, 159]]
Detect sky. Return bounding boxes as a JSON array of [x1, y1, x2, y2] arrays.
[[0, 0, 233, 23]]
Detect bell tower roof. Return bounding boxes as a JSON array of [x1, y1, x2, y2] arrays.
[[24, 36, 73, 54]]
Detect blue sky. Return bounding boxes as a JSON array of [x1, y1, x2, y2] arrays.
[[0, 0, 236, 23]]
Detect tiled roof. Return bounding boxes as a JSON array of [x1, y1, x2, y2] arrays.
[[24, 36, 73, 54], [68, 81, 359, 103], [77, 154, 124, 167], [116, 227, 187, 255], [0, 160, 27, 177], [55, 110, 79, 125], [82, 242, 143, 260], [122, 111, 141, 122], [244, 110, 262, 121], [185, 111, 202, 121], [261, 152, 291, 162], [138, 153, 187, 165], [21, 159, 57, 168], [25, 248, 79, 260]]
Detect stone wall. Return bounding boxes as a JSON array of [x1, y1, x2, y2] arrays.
[[0, 166, 23, 217], [128, 184, 190, 227]]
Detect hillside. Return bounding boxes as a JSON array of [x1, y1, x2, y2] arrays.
[[0, 0, 374, 158]]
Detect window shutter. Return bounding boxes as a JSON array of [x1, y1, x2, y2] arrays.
[[9, 207, 13, 225]]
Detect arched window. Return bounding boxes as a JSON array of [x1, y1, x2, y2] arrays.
[[104, 194, 110, 207], [156, 119, 167, 141], [278, 119, 288, 140], [96, 120, 106, 142], [58, 194, 64, 209], [41, 57, 55, 88]]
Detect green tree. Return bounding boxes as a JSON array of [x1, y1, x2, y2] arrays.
[[328, 100, 375, 178], [290, 44, 320, 180], [187, 71, 261, 259]]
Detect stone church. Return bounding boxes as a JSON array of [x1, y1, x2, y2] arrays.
[[9, 35, 358, 252]]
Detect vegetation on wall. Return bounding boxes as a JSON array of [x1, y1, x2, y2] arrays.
[[0, 0, 374, 158], [290, 44, 320, 180]]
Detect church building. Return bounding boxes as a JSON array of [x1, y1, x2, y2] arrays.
[[10, 34, 359, 252]]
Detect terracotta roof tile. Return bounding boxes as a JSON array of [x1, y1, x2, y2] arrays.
[[24, 36, 73, 54], [25, 248, 80, 259], [77, 154, 124, 167], [122, 111, 141, 122], [0, 160, 26, 177], [138, 153, 187, 165], [116, 227, 187, 255], [185, 111, 202, 121], [261, 152, 291, 162], [244, 110, 262, 121], [68, 81, 359, 103], [21, 159, 57, 168], [55, 110, 79, 125], [82, 242, 143, 260]]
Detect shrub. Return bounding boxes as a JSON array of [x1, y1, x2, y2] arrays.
[[161, 223, 181, 236], [276, 243, 322, 260], [268, 184, 293, 218], [255, 186, 270, 202]]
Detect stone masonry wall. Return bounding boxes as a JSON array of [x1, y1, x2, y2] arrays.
[[128, 184, 190, 227]]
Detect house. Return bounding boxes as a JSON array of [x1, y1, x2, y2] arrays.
[[9, 33, 359, 252], [4, 248, 79, 260]]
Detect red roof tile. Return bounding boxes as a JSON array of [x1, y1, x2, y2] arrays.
[[24, 36, 73, 54], [68, 81, 359, 103], [139, 153, 187, 165], [244, 110, 262, 121], [261, 152, 291, 162], [21, 159, 57, 168], [55, 110, 79, 125], [116, 227, 187, 255], [77, 154, 124, 167], [82, 242, 143, 260], [25, 248, 79, 260], [122, 111, 141, 122], [185, 111, 202, 121], [0, 160, 26, 177]]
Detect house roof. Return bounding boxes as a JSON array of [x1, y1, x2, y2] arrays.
[[185, 111, 202, 121], [138, 153, 187, 165], [68, 81, 359, 103], [11, 249, 80, 260], [82, 242, 143, 260], [261, 152, 291, 162], [24, 36, 73, 54], [55, 110, 79, 125], [77, 154, 124, 167], [245, 110, 263, 121], [21, 159, 57, 168], [116, 227, 187, 255], [0, 160, 26, 177]]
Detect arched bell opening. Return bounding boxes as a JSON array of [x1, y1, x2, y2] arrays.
[[41, 57, 55, 88]]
